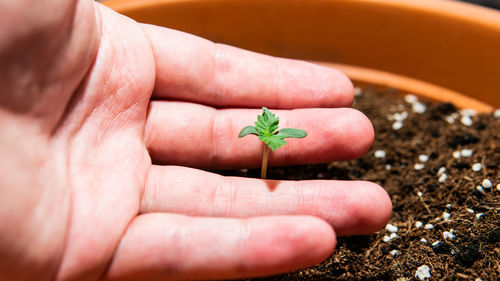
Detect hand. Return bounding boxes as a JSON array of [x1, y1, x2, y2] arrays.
[[0, 1, 391, 280]]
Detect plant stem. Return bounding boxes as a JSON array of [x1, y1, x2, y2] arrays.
[[261, 145, 269, 179]]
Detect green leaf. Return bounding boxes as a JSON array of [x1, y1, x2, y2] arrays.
[[254, 107, 279, 135], [238, 107, 307, 151], [259, 134, 287, 151], [277, 128, 307, 139], [238, 126, 259, 138]]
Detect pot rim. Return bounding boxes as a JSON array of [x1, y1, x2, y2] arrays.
[[103, 0, 500, 112]]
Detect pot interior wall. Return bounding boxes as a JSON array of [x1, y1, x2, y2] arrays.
[[103, 0, 500, 112]]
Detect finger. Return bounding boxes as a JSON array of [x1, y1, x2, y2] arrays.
[[145, 102, 374, 169], [141, 24, 353, 108], [141, 166, 392, 236], [104, 214, 335, 281]]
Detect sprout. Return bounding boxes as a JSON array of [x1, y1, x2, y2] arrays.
[[238, 107, 307, 179]]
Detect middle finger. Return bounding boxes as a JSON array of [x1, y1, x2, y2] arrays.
[[145, 101, 374, 169]]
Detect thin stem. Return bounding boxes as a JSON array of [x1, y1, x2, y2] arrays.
[[261, 145, 269, 179]]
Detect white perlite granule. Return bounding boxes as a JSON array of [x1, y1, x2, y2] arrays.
[[472, 163, 482, 172], [437, 167, 446, 175], [442, 212, 451, 221], [481, 179, 492, 188], [412, 102, 427, 114], [414, 163, 425, 170], [354, 87, 362, 96], [494, 109, 500, 118], [415, 265, 431, 280], [382, 232, 398, 243], [460, 109, 477, 116], [418, 154, 429, 162], [476, 185, 485, 194], [443, 229, 455, 240], [405, 94, 418, 104], [393, 121, 403, 130], [461, 115, 473, 126], [374, 150, 386, 158], [460, 149, 473, 157], [392, 111, 408, 121], [390, 249, 399, 256], [385, 224, 399, 233], [438, 173, 448, 183], [424, 224, 434, 230]]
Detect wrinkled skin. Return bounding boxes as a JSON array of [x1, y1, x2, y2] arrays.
[[0, 1, 392, 280]]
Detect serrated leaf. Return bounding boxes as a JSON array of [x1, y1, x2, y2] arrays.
[[238, 107, 307, 151], [255, 107, 279, 135], [277, 128, 307, 139], [255, 119, 267, 135], [238, 126, 259, 138], [259, 134, 287, 151]]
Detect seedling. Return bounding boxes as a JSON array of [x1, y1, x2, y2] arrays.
[[238, 107, 307, 179]]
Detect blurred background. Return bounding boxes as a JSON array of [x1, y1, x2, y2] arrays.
[[459, 0, 500, 9], [98, 0, 500, 9]]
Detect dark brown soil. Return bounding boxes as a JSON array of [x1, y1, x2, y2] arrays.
[[223, 87, 500, 281]]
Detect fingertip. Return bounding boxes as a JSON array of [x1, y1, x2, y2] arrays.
[[326, 108, 374, 160], [354, 109, 375, 156], [306, 64, 354, 108], [366, 182, 393, 232], [248, 216, 336, 276], [308, 217, 337, 261], [340, 182, 392, 236], [294, 216, 336, 264], [328, 68, 355, 107]]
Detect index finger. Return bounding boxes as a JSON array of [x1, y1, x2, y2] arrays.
[[142, 24, 354, 108]]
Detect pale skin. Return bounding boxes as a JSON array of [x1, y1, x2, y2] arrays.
[[0, 0, 392, 280]]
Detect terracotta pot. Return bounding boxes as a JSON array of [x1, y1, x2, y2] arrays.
[[103, 0, 500, 112]]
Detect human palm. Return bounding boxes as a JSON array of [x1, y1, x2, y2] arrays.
[[0, 1, 391, 281]]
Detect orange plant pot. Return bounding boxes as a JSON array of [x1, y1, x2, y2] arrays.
[[103, 0, 500, 112]]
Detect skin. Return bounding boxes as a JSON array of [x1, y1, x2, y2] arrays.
[[0, 0, 392, 280]]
